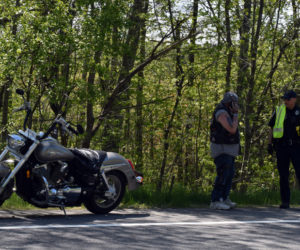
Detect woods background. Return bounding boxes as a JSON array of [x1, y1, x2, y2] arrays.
[[0, 0, 299, 194]]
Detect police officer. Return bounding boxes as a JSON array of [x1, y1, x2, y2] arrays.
[[268, 90, 300, 209], [210, 92, 240, 210]]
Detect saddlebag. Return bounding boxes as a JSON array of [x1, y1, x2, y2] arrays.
[[70, 148, 107, 173]]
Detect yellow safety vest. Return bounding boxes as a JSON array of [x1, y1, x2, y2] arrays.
[[273, 104, 286, 138]]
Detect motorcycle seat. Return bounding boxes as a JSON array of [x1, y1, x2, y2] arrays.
[[70, 148, 107, 173]]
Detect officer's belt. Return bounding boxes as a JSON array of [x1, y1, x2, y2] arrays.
[[278, 139, 300, 147]]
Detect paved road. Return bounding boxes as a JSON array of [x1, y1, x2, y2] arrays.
[[0, 207, 300, 249]]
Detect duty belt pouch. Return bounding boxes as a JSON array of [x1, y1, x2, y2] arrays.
[[296, 126, 300, 136]]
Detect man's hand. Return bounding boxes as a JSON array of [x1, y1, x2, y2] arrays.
[[267, 144, 273, 155], [217, 111, 238, 134], [229, 102, 239, 114]]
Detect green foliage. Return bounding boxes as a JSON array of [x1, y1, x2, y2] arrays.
[[0, 0, 299, 201]]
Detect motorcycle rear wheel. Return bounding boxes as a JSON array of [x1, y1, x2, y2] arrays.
[[84, 171, 126, 214]]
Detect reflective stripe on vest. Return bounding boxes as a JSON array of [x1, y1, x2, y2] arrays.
[[273, 104, 286, 138]]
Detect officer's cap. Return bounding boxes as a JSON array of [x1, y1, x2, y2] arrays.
[[281, 90, 297, 100]]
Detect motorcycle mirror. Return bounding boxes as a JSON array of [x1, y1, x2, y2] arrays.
[[76, 125, 84, 134], [16, 89, 24, 96]]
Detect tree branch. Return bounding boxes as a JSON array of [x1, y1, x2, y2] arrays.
[[91, 30, 199, 136]]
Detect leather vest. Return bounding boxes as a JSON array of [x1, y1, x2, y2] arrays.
[[210, 103, 240, 144]]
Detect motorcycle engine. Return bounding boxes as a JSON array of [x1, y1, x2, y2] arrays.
[[31, 161, 82, 206]]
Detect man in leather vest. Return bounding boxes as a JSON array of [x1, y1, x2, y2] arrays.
[[268, 90, 300, 209], [210, 92, 240, 210]]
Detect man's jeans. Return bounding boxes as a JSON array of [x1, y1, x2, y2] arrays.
[[211, 154, 235, 202]]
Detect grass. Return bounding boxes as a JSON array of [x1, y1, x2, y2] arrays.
[[2, 184, 300, 210], [1, 193, 35, 210], [122, 184, 211, 208], [121, 184, 300, 208]]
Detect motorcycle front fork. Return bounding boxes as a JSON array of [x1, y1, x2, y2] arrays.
[[0, 141, 39, 195]]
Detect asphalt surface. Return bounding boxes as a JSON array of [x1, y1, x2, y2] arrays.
[[0, 207, 300, 249]]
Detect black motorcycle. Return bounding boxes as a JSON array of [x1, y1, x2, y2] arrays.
[[0, 89, 143, 214]]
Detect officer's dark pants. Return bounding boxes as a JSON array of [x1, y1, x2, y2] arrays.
[[211, 154, 235, 202], [276, 144, 300, 204]]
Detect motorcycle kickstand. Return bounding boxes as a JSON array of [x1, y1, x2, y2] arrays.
[[59, 206, 68, 218]]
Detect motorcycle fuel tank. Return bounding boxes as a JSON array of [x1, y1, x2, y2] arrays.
[[34, 138, 74, 163]]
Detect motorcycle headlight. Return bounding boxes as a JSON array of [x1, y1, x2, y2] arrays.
[[7, 134, 25, 150]]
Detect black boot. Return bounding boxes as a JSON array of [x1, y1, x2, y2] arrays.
[[279, 202, 290, 209]]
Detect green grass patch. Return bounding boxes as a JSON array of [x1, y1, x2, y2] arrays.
[[122, 184, 211, 208], [1, 193, 35, 210], [121, 184, 300, 208]]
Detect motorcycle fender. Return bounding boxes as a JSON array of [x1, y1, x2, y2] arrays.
[[101, 152, 139, 191], [0, 163, 11, 180]]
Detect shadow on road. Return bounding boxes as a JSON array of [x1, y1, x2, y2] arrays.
[[159, 206, 300, 221], [1, 206, 300, 224], [0, 207, 300, 249], [0, 208, 151, 225]]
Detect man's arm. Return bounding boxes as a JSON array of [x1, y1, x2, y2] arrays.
[[268, 111, 276, 144], [217, 112, 238, 134]]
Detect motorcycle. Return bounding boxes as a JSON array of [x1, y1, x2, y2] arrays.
[[0, 89, 143, 214]]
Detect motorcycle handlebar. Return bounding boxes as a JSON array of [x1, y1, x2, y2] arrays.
[[14, 90, 80, 139], [40, 116, 79, 140], [13, 101, 31, 130], [40, 122, 57, 140], [66, 124, 79, 135]]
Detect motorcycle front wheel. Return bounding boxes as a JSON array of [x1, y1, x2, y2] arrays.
[[84, 171, 126, 214], [0, 163, 14, 206]]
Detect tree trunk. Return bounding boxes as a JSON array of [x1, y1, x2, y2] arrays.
[[292, 0, 299, 88], [101, 0, 143, 152], [236, 0, 252, 99], [241, 0, 264, 187], [135, 0, 149, 169], [188, 0, 199, 87], [1, 0, 19, 142], [225, 0, 233, 91], [234, 0, 252, 189], [1, 81, 11, 141], [82, 50, 101, 148], [157, 14, 185, 191]]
